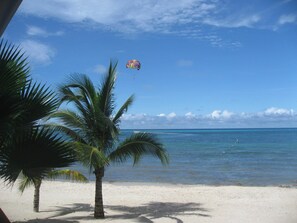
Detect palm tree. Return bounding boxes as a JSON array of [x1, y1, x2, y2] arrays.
[[19, 169, 87, 212], [50, 61, 169, 218], [0, 40, 76, 194]]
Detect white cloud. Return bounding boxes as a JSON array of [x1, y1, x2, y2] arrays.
[[157, 112, 176, 119], [185, 112, 195, 118], [94, 64, 106, 74], [208, 110, 234, 119], [263, 107, 294, 116], [27, 26, 47, 36], [167, 112, 177, 118], [27, 25, 64, 37], [20, 40, 55, 64], [277, 14, 296, 25], [203, 15, 261, 28]]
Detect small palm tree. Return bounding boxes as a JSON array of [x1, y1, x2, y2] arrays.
[[0, 40, 76, 192], [19, 169, 87, 212], [50, 61, 169, 218]]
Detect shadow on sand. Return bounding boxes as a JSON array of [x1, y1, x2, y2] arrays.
[[15, 202, 210, 223], [105, 202, 211, 223]]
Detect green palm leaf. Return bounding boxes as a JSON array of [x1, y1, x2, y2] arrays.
[[98, 61, 117, 117], [0, 40, 29, 94], [0, 40, 59, 148], [20, 80, 59, 124], [113, 95, 134, 126], [64, 74, 97, 108], [50, 110, 85, 130], [18, 172, 34, 193], [0, 128, 76, 184], [44, 123, 86, 143], [109, 133, 169, 166], [0, 40, 29, 145], [47, 169, 88, 182], [72, 142, 109, 171]]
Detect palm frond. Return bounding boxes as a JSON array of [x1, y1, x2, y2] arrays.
[[58, 74, 97, 120], [112, 95, 134, 126], [49, 110, 85, 130], [0, 127, 76, 184], [18, 173, 34, 193], [58, 85, 104, 139], [47, 169, 88, 182], [65, 74, 97, 106], [20, 80, 59, 124], [44, 123, 86, 143], [0, 40, 30, 143], [72, 142, 109, 172], [59, 86, 89, 118], [56, 72, 118, 146], [109, 133, 169, 166], [0, 40, 29, 94], [98, 61, 117, 117]]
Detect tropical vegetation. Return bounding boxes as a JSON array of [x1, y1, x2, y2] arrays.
[[50, 61, 169, 218], [19, 169, 87, 212], [0, 40, 77, 211]]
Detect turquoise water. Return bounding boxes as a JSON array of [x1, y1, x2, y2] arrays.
[[73, 128, 297, 186]]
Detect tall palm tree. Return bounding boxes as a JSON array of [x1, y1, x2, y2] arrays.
[[19, 169, 87, 212], [0, 40, 76, 191], [50, 61, 169, 218]]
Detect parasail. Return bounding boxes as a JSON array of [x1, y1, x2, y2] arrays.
[[126, 59, 141, 70]]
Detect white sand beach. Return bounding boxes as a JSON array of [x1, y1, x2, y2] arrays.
[[1, 180, 297, 223]]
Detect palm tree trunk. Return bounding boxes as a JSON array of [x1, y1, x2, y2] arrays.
[[33, 180, 41, 212], [94, 167, 105, 218]]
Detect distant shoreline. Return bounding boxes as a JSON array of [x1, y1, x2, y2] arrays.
[[56, 178, 297, 188], [122, 127, 297, 130]]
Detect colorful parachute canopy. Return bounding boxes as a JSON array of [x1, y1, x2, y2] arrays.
[[126, 59, 141, 70]]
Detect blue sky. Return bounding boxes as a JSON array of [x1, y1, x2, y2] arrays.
[[4, 0, 297, 128]]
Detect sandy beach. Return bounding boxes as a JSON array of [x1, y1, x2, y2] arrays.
[[0, 180, 296, 223]]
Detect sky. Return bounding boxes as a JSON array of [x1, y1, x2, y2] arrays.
[[3, 0, 297, 129]]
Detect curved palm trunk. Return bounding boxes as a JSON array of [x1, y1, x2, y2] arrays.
[[94, 167, 104, 218], [33, 180, 41, 212]]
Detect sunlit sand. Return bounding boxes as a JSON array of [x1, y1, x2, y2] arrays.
[[1, 180, 297, 223]]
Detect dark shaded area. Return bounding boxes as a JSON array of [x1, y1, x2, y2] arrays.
[[106, 202, 211, 222], [0, 0, 22, 36], [15, 202, 210, 223], [0, 208, 11, 223], [46, 203, 92, 219], [13, 203, 89, 223], [14, 220, 78, 223]]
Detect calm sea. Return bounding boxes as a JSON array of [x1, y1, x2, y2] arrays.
[[73, 128, 297, 186]]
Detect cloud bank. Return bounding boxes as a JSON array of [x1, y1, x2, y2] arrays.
[[19, 0, 216, 33], [120, 107, 297, 129], [18, 0, 270, 38], [18, 0, 296, 47]]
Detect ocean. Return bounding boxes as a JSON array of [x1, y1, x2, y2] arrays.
[[73, 128, 297, 186]]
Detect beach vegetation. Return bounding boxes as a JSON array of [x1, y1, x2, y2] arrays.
[[18, 169, 87, 212], [50, 61, 169, 218], [0, 40, 77, 209]]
